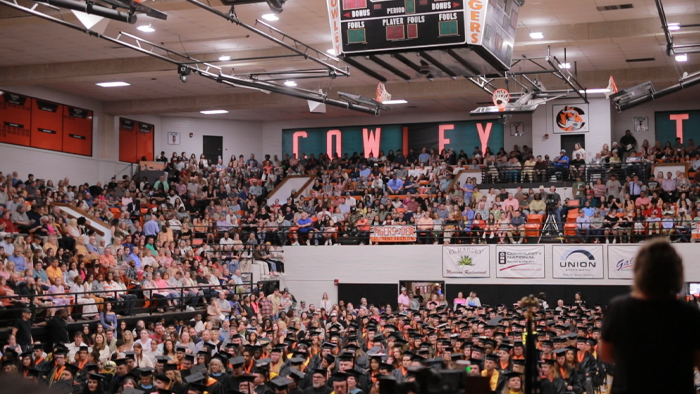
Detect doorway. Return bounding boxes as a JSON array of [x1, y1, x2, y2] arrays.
[[560, 134, 585, 158], [399, 280, 445, 307], [203, 135, 223, 164]]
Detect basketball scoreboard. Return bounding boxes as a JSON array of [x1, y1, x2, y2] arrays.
[[327, 0, 523, 70]]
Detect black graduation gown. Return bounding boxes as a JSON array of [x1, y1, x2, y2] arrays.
[[352, 367, 371, 394], [107, 374, 126, 394], [540, 377, 566, 394], [254, 383, 273, 394], [559, 369, 582, 394], [180, 368, 192, 381], [49, 380, 80, 394], [289, 388, 304, 394], [575, 352, 597, 379], [210, 373, 227, 384], [303, 385, 333, 394], [171, 382, 187, 394], [206, 379, 225, 394]]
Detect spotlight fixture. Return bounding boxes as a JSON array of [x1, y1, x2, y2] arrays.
[[137, 24, 155, 32], [668, 23, 680, 31], [529, 32, 543, 39], [284, 80, 297, 87], [559, 63, 571, 69], [382, 99, 408, 105], [676, 54, 688, 62], [261, 13, 279, 21], [326, 48, 337, 56], [200, 110, 229, 114], [218, 55, 232, 61]]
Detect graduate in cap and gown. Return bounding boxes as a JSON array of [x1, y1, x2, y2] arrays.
[[303, 368, 332, 394], [539, 359, 566, 394]]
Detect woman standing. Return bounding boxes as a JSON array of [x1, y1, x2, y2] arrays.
[[70, 276, 99, 319], [319, 293, 331, 311], [600, 239, 700, 394]]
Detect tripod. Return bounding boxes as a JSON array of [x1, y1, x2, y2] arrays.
[[539, 211, 563, 243]]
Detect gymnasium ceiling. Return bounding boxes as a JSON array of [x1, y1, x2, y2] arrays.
[[0, 0, 699, 121]]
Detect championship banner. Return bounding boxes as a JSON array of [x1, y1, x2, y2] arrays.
[[607, 245, 637, 279], [552, 245, 604, 279], [442, 245, 490, 278], [496, 245, 545, 278], [370, 225, 416, 243]]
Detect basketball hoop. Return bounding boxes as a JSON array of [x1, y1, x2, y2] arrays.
[[376, 83, 391, 103], [492, 89, 510, 111]]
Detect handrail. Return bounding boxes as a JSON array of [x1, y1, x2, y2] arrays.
[[51, 202, 108, 237]]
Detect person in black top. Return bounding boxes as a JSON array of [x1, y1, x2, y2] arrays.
[[601, 239, 700, 394], [12, 308, 33, 351], [619, 130, 637, 161]]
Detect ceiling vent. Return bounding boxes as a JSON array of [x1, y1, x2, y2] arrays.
[[626, 57, 655, 63]]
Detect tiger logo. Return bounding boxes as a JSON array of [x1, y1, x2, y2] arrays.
[[556, 106, 587, 132]]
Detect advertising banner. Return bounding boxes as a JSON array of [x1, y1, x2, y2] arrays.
[[370, 226, 416, 243], [442, 245, 490, 278], [608, 245, 637, 279], [552, 245, 604, 279], [496, 245, 545, 278]]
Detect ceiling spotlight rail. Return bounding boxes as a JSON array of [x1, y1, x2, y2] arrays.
[[0, 0, 384, 115], [183, 0, 349, 78]]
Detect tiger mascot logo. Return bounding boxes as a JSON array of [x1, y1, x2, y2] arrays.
[[556, 106, 587, 132]]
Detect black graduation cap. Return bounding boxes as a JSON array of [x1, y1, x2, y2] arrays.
[[87, 373, 106, 381], [197, 350, 210, 357], [236, 374, 257, 382], [123, 352, 136, 360], [183, 354, 196, 362], [191, 364, 207, 375], [137, 367, 154, 377], [115, 358, 128, 366], [321, 342, 337, 349], [289, 356, 305, 365], [63, 363, 80, 376], [155, 356, 171, 364], [540, 359, 556, 366], [338, 352, 354, 361], [156, 389, 176, 394], [512, 359, 525, 366], [270, 376, 294, 389], [379, 362, 394, 371], [184, 372, 206, 384], [186, 383, 207, 394], [485, 354, 499, 363], [288, 367, 305, 381], [230, 356, 245, 367], [85, 364, 99, 373], [124, 389, 145, 394], [155, 373, 172, 384], [175, 346, 187, 353], [312, 368, 327, 376], [163, 363, 178, 372], [343, 344, 359, 352]]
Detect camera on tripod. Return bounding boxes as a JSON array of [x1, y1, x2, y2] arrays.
[[545, 198, 558, 212]]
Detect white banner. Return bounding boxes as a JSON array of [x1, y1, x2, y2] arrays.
[[496, 245, 545, 278], [552, 245, 604, 279], [608, 245, 638, 279], [442, 245, 490, 278]]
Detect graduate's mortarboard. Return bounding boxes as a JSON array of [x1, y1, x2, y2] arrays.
[[115, 358, 128, 366], [540, 359, 556, 366], [512, 359, 526, 366], [156, 389, 176, 394], [87, 372, 106, 381], [321, 342, 337, 349], [175, 345, 187, 353], [184, 372, 206, 384], [502, 371, 522, 380], [62, 363, 79, 376], [312, 368, 327, 376], [183, 354, 196, 362], [338, 351, 355, 361], [123, 389, 145, 394], [123, 352, 136, 360], [155, 373, 172, 383], [379, 362, 394, 371], [553, 348, 567, 355], [236, 374, 257, 382], [85, 363, 99, 373], [484, 354, 499, 363], [230, 356, 245, 367], [270, 376, 294, 389], [137, 367, 154, 377], [289, 356, 305, 365], [163, 363, 178, 372], [288, 367, 305, 381]]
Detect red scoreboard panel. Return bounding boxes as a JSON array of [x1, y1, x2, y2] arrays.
[[407, 24, 418, 39], [31, 98, 63, 152], [386, 25, 405, 41], [0, 91, 31, 147], [342, 0, 367, 10], [62, 106, 93, 156]]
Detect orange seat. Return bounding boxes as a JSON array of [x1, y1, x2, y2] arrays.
[[527, 214, 544, 224], [567, 208, 579, 218], [564, 223, 578, 237], [525, 223, 541, 237], [567, 200, 580, 207]]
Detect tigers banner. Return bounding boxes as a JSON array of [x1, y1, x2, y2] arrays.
[[442, 245, 490, 278], [370, 226, 416, 243]]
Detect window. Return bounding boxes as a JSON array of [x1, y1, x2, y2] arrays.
[[342, 0, 367, 10], [386, 25, 405, 41], [439, 20, 458, 37], [347, 28, 366, 44], [407, 24, 418, 39]]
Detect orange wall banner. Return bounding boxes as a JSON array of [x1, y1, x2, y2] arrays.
[[119, 118, 154, 163], [62, 106, 93, 156], [0, 91, 32, 147], [135, 122, 154, 161], [31, 98, 63, 152]]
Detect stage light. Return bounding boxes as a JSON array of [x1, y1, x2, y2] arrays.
[[96, 82, 131, 87], [284, 80, 297, 87], [668, 23, 680, 31], [559, 63, 571, 69], [218, 55, 232, 61], [200, 110, 229, 114], [261, 13, 279, 21], [529, 32, 543, 39], [137, 24, 155, 32], [327, 48, 337, 56], [676, 54, 688, 62], [579, 89, 610, 94], [382, 99, 408, 104]]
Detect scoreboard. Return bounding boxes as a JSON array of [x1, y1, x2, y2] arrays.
[[327, 0, 523, 69]]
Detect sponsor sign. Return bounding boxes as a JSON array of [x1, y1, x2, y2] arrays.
[[442, 245, 490, 278], [496, 245, 545, 278], [370, 225, 416, 243], [607, 245, 637, 279], [552, 245, 604, 279]]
